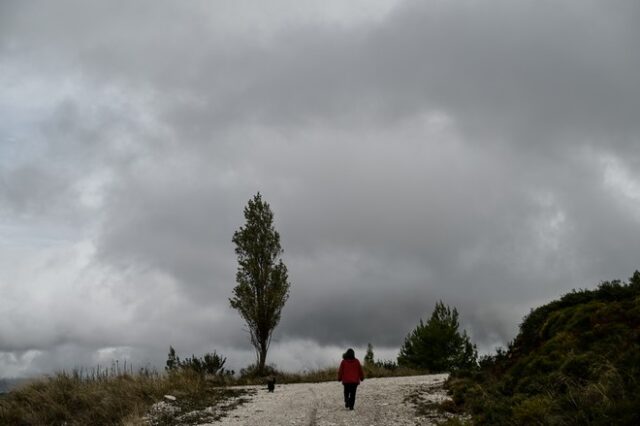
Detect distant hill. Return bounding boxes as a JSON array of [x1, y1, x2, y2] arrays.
[[447, 271, 640, 425]]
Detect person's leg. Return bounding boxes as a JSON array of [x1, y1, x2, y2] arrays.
[[349, 384, 358, 409], [343, 384, 349, 408], [344, 383, 357, 409]]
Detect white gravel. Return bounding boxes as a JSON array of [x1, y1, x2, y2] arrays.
[[205, 374, 452, 426]]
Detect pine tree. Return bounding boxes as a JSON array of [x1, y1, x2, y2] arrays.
[[364, 343, 375, 366], [230, 193, 291, 375], [165, 346, 180, 371], [398, 301, 477, 371]]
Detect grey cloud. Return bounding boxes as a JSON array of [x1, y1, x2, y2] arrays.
[[151, 0, 640, 151], [5, 1, 640, 151], [0, 164, 72, 215], [2, 0, 640, 377]]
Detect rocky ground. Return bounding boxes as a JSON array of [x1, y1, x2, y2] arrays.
[[201, 374, 455, 426]]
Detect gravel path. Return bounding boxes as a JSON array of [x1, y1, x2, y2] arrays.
[[206, 374, 451, 426]]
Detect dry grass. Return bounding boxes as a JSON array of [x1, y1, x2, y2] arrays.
[[0, 368, 247, 426]]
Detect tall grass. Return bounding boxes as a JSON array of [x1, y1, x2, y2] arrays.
[[0, 367, 245, 425]]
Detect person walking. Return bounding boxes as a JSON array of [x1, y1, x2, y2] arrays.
[[338, 348, 365, 410]]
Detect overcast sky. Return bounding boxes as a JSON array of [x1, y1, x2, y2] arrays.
[[1, 0, 640, 377]]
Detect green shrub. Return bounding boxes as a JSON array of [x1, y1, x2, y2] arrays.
[[165, 346, 229, 378], [511, 395, 558, 425]]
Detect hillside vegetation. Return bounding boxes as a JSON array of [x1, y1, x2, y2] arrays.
[[446, 271, 640, 425]]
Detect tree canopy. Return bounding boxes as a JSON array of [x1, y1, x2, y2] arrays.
[[398, 301, 477, 372]]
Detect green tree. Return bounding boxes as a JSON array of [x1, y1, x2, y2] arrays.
[[364, 343, 375, 366], [165, 346, 180, 372], [230, 193, 291, 375], [398, 301, 477, 372]]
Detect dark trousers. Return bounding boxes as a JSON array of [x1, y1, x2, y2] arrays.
[[343, 383, 358, 409]]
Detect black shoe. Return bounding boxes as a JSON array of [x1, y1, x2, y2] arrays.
[[349, 406, 354, 410]]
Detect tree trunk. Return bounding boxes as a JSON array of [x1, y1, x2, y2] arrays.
[[258, 344, 268, 375]]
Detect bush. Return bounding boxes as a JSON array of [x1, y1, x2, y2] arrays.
[[165, 346, 229, 379], [511, 395, 557, 425]]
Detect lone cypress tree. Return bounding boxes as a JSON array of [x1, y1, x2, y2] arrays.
[[398, 301, 477, 372], [230, 193, 290, 375]]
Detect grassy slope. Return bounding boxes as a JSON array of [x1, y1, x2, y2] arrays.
[[446, 271, 640, 425], [0, 370, 248, 426]]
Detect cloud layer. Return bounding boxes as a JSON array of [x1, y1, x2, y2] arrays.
[[1, 0, 639, 376]]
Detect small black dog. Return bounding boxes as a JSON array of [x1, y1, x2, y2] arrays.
[[266, 376, 276, 392]]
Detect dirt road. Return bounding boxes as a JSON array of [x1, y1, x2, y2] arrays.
[[206, 374, 451, 426]]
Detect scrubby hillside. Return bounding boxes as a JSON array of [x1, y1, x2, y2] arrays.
[[447, 271, 640, 425]]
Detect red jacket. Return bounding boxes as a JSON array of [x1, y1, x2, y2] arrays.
[[338, 358, 365, 384]]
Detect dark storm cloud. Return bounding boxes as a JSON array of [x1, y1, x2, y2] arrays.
[[2, 0, 640, 376], [5, 1, 639, 149], [141, 0, 640, 151]]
